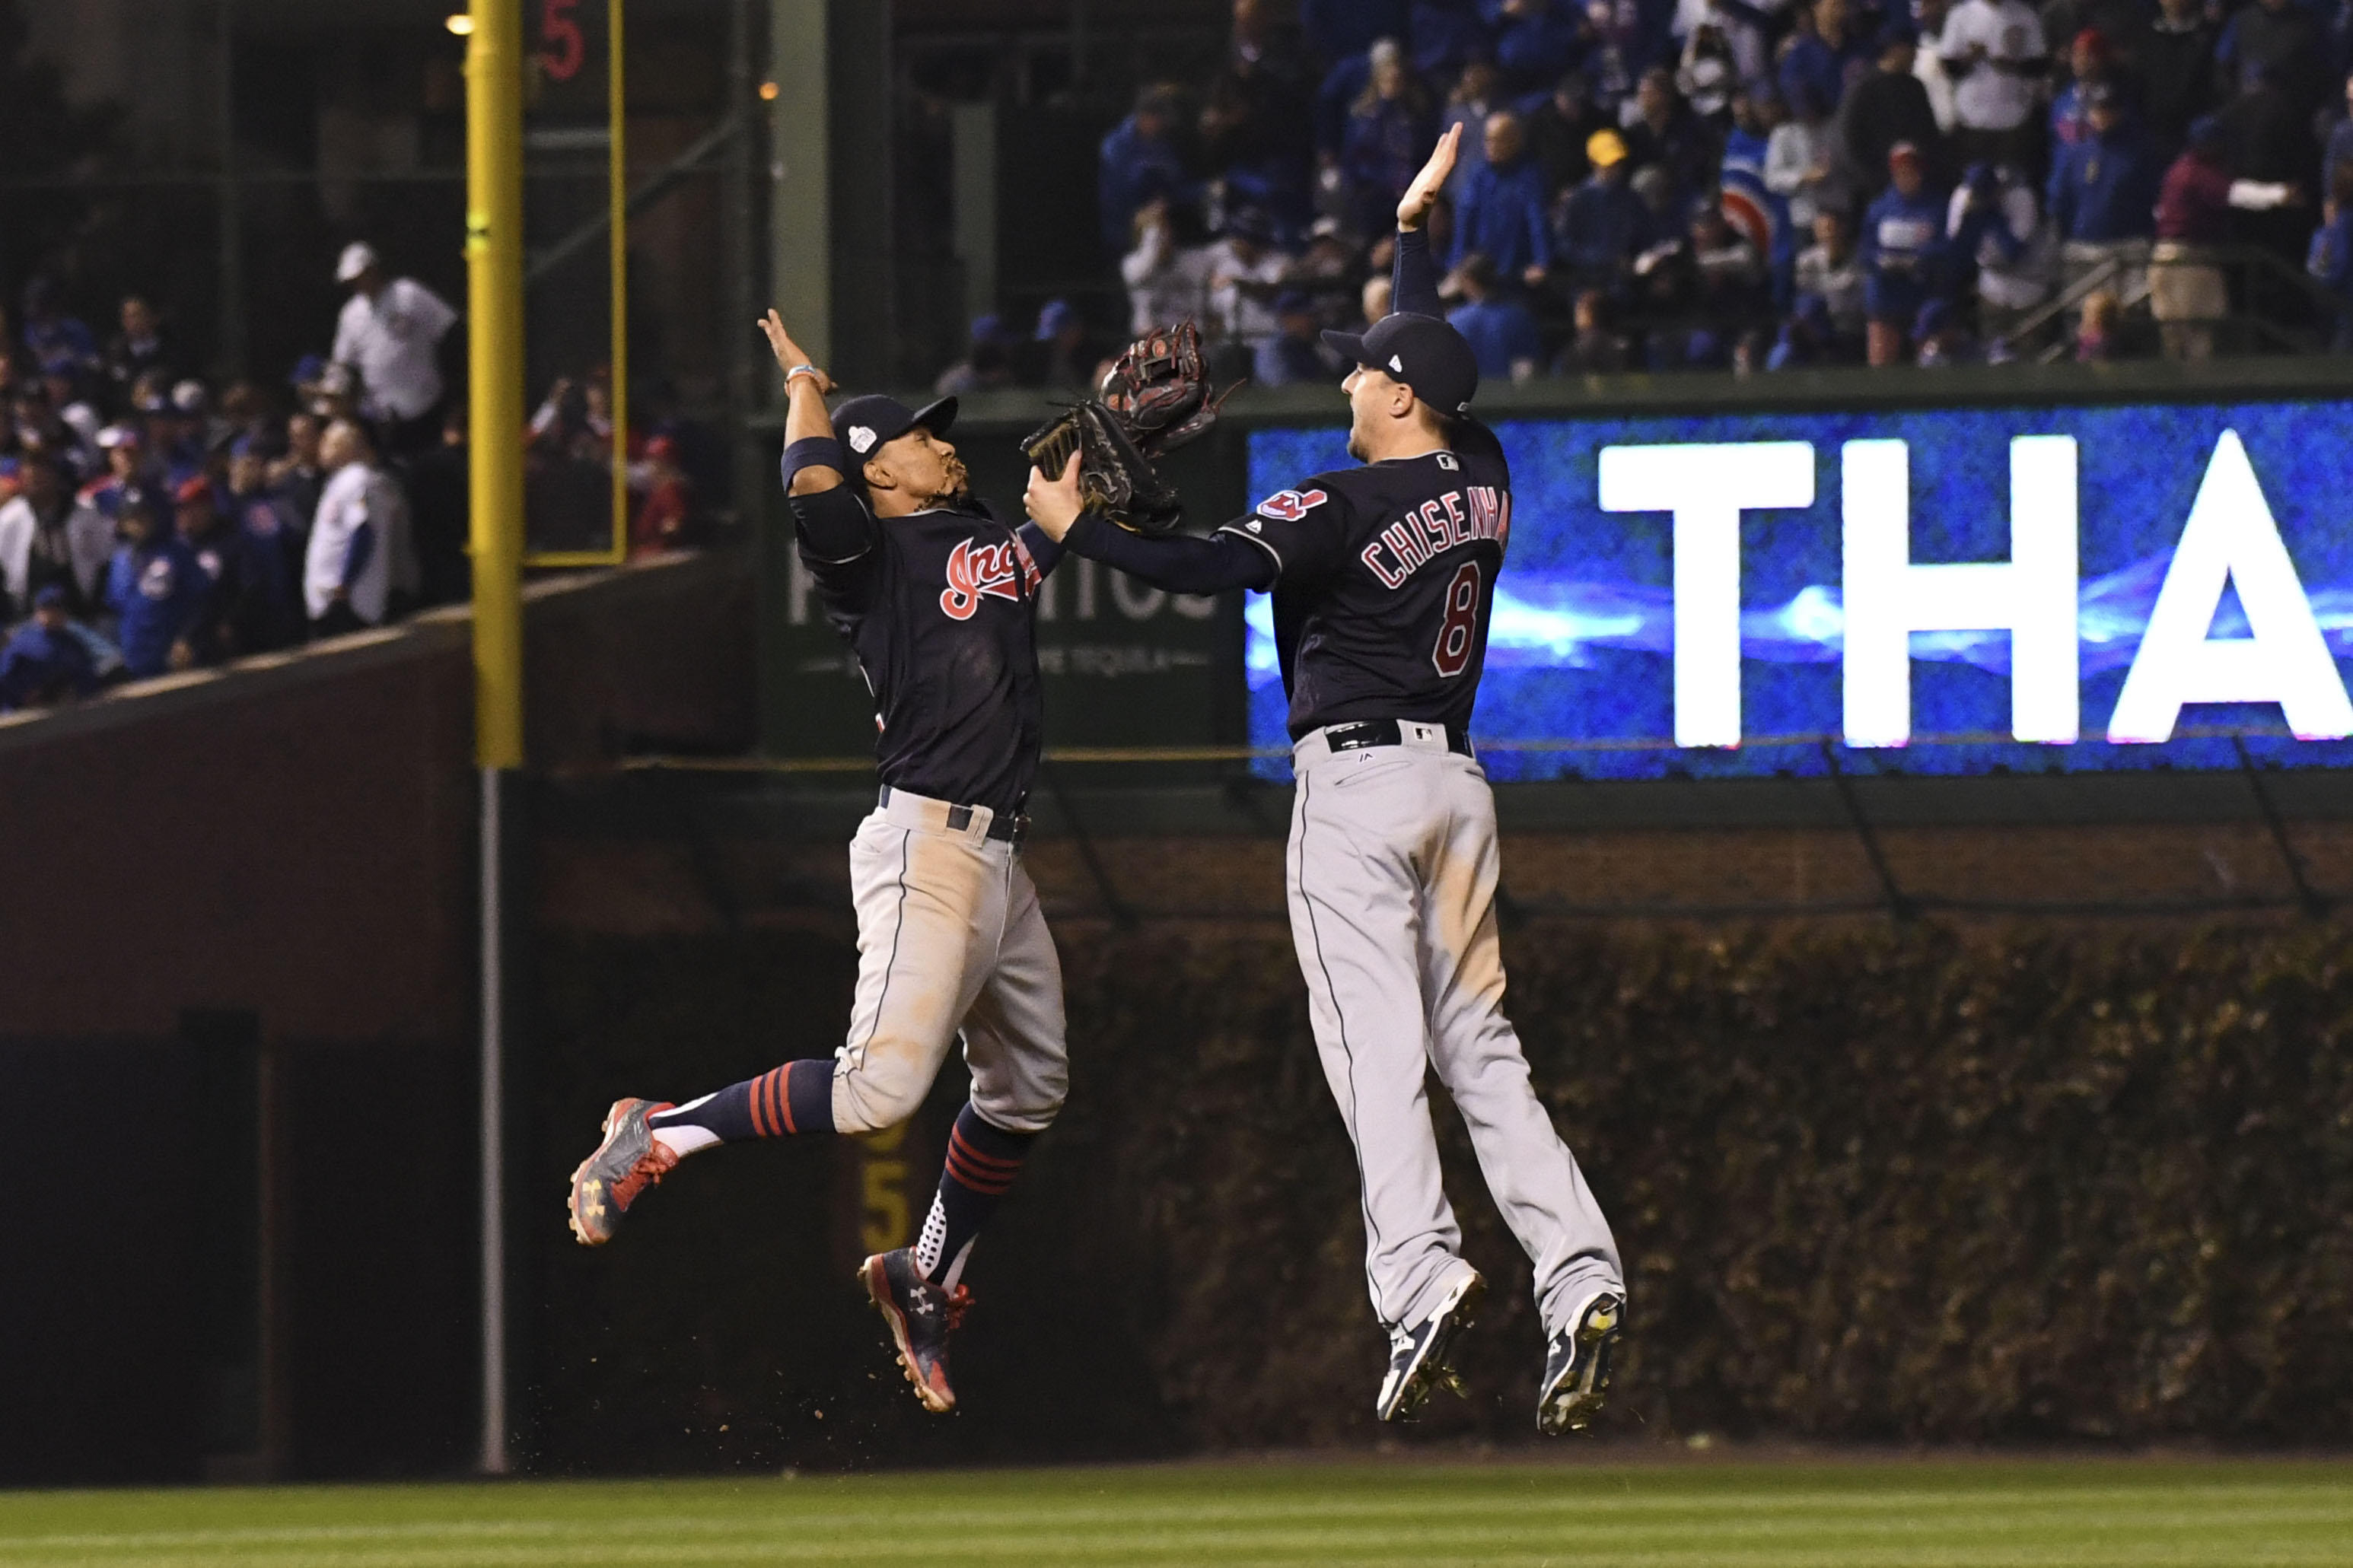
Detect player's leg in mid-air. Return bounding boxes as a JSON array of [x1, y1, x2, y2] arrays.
[[567, 793, 1067, 1412], [1415, 749, 1623, 1433], [1288, 729, 1623, 1430], [862, 845, 1065, 1412], [1286, 737, 1489, 1423]]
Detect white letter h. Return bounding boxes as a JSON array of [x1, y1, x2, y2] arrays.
[[1841, 436, 2079, 748]]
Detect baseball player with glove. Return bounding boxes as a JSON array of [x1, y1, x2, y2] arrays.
[[565, 310, 1075, 1416], [1023, 125, 1626, 1433]]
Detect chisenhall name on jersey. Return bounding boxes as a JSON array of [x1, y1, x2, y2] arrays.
[[1354, 480, 1511, 590]]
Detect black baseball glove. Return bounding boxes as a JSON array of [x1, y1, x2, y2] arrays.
[[1019, 322, 1240, 536]]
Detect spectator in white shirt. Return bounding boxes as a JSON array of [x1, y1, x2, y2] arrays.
[[1766, 82, 1848, 231], [1915, 0, 1960, 131], [330, 242, 458, 460], [1794, 208, 1869, 335], [0, 452, 113, 622], [1205, 207, 1293, 344], [304, 418, 416, 635], [1940, 0, 2049, 170], [1120, 198, 1219, 335]]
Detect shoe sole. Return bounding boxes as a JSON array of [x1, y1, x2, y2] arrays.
[[1378, 1270, 1486, 1423], [566, 1098, 651, 1247], [859, 1255, 956, 1414], [1538, 1292, 1622, 1435]]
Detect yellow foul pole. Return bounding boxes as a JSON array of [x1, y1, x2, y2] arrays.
[[463, 0, 523, 1477], [608, 0, 629, 560], [469, 0, 525, 771]]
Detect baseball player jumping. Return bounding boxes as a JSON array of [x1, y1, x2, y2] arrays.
[[566, 311, 1072, 1415], [1024, 125, 1625, 1433]]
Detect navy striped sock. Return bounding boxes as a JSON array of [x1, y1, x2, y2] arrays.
[[649, 1059, 836, 1141], [914, 1103, 1037, 1287]]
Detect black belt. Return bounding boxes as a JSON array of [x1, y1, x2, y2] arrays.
[[877, 784, 1027, 844], [1320, 720, 1473, 757]]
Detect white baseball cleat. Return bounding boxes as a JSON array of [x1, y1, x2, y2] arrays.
[[1537, 1288, 1623, 1434], [1375, 1267, 1486, 1422]]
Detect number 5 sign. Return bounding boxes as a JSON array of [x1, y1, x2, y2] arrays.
[[540, 0, 584, 81]]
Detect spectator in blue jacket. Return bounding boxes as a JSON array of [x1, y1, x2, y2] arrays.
[[1779, 0, 1870, 118], [1453, 110, 1555, 285], [1447, 252, 1546, 380], [2324, 73, 2353, 203], [1098, 87, 1196, 256], [0, 584, 100, 711], [2308, 162, 2353, 350], [2048, 29, 2112, 152], [1488, 0, 1585, 91], [176, 474, 302, 660], [1341, 40, 1438, 238], [2046, 85, 2160, 288], [103, 484, 211, 679], [1555, 128, 1648, 285], [1861, 142, 1952, 364], [18, 277, 98, 387]]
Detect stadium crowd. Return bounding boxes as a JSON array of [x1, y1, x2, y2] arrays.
[[940, 0, 2353, 390], [0, 242, 702, 716]]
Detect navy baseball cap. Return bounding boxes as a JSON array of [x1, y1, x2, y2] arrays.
[[831, 393, 957, 466], [1320, 312, 1480, 418]]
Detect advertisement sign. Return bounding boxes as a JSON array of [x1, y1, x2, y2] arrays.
[[1247, 401, 2353, 780]]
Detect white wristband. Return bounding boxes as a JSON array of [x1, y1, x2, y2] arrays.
[[785, 363, 823, 387]]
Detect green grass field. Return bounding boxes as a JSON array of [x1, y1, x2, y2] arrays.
[[2, 1458, 2348, 1566]]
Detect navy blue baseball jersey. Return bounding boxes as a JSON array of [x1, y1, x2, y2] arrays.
[[791, 485, 1060, 816], [1223, 444, 1511, 739]]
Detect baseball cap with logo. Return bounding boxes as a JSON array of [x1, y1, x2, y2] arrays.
[[829, 393, 958, 472], [1319, 312, 1480, 418]]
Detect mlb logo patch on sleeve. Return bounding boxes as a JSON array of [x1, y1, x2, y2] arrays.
[[1256, 488, 1328, 522]]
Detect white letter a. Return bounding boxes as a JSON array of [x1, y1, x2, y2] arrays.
[[2108, 431, 2353, 743]]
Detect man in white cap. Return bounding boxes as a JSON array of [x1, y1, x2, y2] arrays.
[[330, 241, 457, 459]]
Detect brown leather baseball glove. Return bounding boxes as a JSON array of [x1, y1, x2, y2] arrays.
[[1019, 321, 1241, 535]]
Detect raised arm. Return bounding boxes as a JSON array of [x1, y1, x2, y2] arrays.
[[757, 310, 841, 497], [757, 309, 880, 562], [1392, 123, 1460, 317]]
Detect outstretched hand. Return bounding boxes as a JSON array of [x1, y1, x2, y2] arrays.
[[1397, 122, 1461, 234], [757, 309, 833, 393], [1024, 450, 1085, 542]]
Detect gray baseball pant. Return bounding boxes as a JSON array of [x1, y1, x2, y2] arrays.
[[1286, 723, 1623, 1335], [831, 789, 1068, 1136]]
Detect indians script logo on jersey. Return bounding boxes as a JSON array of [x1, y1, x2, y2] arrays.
[[1360, 486, 1510, 590], [939, 535, 1042, 620]]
